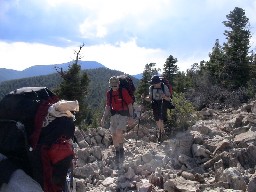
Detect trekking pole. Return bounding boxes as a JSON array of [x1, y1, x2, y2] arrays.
[[158, 99, 164, 143], [135, 106, 142, 143], [65, 136, 80, 192]]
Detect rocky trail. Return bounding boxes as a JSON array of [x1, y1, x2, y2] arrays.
[[71, 100, 256, 192]]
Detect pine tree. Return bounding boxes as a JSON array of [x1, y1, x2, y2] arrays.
[[222, 7, 251, 89], [162, 55, 178, 86], [55, 44, 89, 125], [206, 39, 225, 84], [173, 71, 187, 93]]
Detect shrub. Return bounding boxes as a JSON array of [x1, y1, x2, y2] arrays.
[[167, 92, 197, 130]]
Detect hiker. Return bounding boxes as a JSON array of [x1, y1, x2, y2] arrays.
[[100, 76, 135, 163], [144, 75, 171, 141]]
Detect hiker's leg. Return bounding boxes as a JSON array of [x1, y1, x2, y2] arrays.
[[156, 120, 164, 142], [114, 129, 124, 160], [113, 129, 124, 146], [110, 115, 127, 162], [116, 115, 127, 160], [158, 119, 164, 132], [153, 103, 160, 129], [156, 120, 162, 131], [153, 103, 161, 141], [113, 114, 127, 146], [110, 115, 118, 146], [162, 105, 168, 123], [111, 130, 122, 163]]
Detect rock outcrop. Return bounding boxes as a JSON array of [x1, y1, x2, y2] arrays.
[[71, 100, 256, 192]]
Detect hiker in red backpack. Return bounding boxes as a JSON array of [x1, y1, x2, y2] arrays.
[[101, 76, 135, 163], [144, 75, 171, 142]]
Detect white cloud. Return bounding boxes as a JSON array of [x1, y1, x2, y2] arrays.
[[0, 41, 75, 71], [1, 0, 256, 75], [0, 39, 169, 75], [76, 39, 169, 75]]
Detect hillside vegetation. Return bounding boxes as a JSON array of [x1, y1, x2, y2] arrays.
[[0, 67, 139, 113]]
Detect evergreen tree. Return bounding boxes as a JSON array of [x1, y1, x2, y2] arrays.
[[248, 51, 256, 79], [186, 63, 200, 88], [162, 55, 178, 87], [55, 44, 89, 125], [173, 71, 187, 93], [206, 39, 225, 84], [222, 7, 251, 89], [247, 51, 256, 97]]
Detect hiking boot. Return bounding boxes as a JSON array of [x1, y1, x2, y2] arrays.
[[120, 147, 124, 160], [115, 149, 120, 163], [158, 131, 162, 143], [115, 147, 125, 163]]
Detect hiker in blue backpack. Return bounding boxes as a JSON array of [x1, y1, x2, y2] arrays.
[[144, 75, 171, 142], [101, 76, 135, 163]]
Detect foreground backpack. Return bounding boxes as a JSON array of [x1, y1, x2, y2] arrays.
[[0, 87, 75, 192]]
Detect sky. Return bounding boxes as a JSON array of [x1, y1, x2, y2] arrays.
[[0, 0, 256, 75]]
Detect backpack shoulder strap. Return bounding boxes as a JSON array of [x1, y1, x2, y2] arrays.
[[109, 88, 113, 106], [161, 83, 165, 94], [118, 87, 123, 100], [150, 85, 154, 100], [119, 88, 126, 109]]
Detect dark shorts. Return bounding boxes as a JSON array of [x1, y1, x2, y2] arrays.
[[151, 100, 168, 122]]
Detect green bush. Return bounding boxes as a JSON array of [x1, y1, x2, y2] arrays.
[[167, 92, 197, 130]]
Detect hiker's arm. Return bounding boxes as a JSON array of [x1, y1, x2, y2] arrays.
[[162, 94, 170, 101], [127, 103, 135, 126], [102, 105, 110, 118], [127, 103, 134, 118], [162, 85, 171, 101]]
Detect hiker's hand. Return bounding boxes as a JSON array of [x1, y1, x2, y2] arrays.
[[162, 94, 169, 100], [127, 117, 135, 127], [143, 95, 151, 102]]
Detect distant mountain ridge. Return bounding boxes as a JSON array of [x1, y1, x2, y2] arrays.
[[0, 61, 143, 82], [0, 68, 139, 110], [0, 61, 105, 82]]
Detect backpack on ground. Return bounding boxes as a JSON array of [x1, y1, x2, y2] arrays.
[[0, 87, 76, 192]]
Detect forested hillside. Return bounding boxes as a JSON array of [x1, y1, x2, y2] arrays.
[[0, 67, 139, 112], [0, 60, 105, 82]]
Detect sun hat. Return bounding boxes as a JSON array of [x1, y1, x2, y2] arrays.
[[109, 76, 119, 87], [149, 75, 161, 84]]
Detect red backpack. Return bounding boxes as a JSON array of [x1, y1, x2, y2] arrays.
[[0, 87, 75, 192], [118, 75, 136, 103]]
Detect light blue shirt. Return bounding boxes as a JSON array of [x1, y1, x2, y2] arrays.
[[149, 84, 170, 101]]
